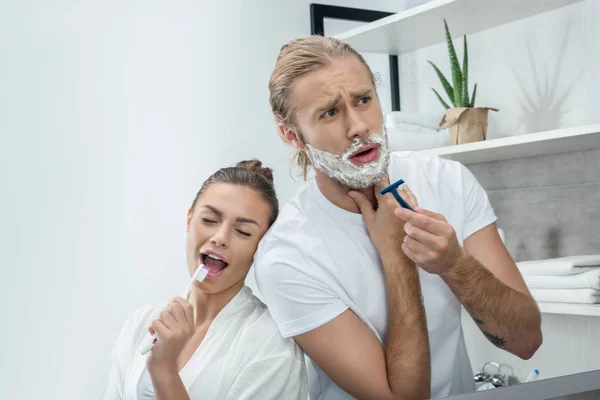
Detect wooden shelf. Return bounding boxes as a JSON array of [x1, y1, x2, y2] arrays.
[[334, 0, 582, 55], [416, 124, 600, 164], [538, 302, 600, 317]]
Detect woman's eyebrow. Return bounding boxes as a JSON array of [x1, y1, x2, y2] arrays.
[[236, 217, 259, 227], [200, 204, 222, 216], [201, 205, 259, 227]]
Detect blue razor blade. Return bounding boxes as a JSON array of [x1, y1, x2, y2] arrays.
[[379, 179, 414, 211]]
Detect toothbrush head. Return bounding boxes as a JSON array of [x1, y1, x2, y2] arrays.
[[193, 264, 210, 283]]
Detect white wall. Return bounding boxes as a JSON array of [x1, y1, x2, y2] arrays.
[[0, 1, 405, 399]]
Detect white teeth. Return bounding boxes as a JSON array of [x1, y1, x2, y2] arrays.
[[203, 253, 223, 262]]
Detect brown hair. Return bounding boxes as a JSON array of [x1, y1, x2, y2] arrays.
[[268, 35, 377, 179], [190, 159, 279, 227]]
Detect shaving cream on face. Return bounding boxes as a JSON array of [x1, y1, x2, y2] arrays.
[[304, 129, 390, 189]]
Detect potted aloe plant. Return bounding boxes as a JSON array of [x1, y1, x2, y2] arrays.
[[429, 20, 497, 145]]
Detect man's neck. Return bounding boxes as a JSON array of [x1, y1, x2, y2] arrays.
[[315, 171, 377, 213]]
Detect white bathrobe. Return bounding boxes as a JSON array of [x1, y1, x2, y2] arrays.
[[102, 286, 307, 400]]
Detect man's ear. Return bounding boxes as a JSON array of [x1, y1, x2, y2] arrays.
[[279, 123, 305, 151]]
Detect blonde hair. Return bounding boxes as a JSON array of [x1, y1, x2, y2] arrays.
[[268, 35, 376, 179]]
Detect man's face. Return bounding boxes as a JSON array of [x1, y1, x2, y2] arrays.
[[284, 56, 389, 189]]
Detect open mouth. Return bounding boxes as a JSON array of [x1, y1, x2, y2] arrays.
[[350, 145, 379, 164], [200, 251, 229, 278]]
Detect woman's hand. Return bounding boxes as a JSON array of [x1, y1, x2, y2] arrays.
[[146, 297, 195, 374]]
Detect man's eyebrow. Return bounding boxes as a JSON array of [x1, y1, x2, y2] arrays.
[[314, 94, 341, 115], [352, 88, 374, 99], [313, 89, 374, 116]]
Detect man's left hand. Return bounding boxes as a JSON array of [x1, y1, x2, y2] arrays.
[[394, 206, 464, 275]]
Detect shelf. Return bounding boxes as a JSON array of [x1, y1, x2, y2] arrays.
[[538, 302, 600, 317], [416, 124, 600, 164], [334, 0, 582, 55]]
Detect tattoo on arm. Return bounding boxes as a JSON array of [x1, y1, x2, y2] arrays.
[[483, 331, 506, 347], [469, 312, 507, 349]]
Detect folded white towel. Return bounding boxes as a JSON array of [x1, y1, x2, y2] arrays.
[[516, 255, 600, 276], [524, 269, 600, 290], [387, 128, 451, 151], [530, 288, 600, 304]]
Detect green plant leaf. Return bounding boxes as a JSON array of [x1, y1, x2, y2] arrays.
[[461, 35, 469, 107], [470, 83, 478, 107], [444, 19, 463, 106], [432, 88, 451, 109], [428, 61, 456, 107]]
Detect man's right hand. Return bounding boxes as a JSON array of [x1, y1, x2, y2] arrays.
[[348, 174, 419, 256]]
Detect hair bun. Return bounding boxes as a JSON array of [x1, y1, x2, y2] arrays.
[[236, 159, 274, 183]]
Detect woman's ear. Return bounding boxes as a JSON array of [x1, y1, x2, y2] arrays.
[[186, 208, 193, 232], [279, 123, 305, 151]]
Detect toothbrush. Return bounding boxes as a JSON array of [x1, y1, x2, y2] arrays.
[[140, 264, 210, 355], [525, 369, 539, 383]]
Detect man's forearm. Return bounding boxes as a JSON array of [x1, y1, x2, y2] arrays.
[[441, 248, 542, 359], [381, 251, 431, 399]]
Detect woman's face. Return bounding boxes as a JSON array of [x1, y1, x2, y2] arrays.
[[185, 182, 272, 294]]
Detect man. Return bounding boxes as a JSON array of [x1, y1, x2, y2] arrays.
[[251, 35, 542, 400]]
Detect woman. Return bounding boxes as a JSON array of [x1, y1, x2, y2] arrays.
[[103, 160, 307, 400]]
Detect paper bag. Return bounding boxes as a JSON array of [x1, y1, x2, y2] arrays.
[[439, 107, 499, 145]]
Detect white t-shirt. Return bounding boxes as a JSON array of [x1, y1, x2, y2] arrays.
[[250, 151, 497, 400], [102, 286, 308, 400]]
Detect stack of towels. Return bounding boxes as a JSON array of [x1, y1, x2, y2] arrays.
[[385, 111, 450, 151], [517, 255, 600, 304]]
